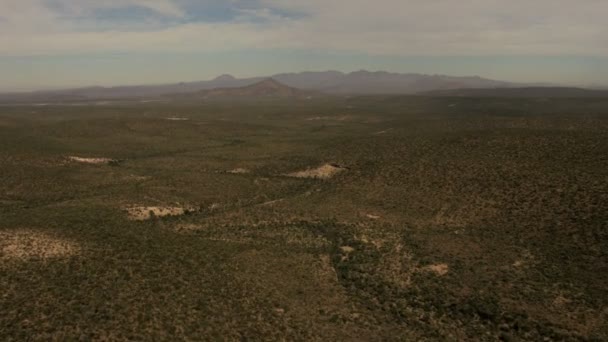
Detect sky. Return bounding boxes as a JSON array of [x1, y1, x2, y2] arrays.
[[0, 0, 607, 91]]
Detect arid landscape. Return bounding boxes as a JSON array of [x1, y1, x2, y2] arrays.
[[1, 90, 607, 340], [2, 0, 607, 339]]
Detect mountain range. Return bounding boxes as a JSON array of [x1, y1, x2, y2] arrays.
[[2, 70, 606, 102], [182, 78, 315, 99], [0, 70, 521, 101]]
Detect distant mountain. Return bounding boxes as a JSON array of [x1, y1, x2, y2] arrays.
[[187, 78, 314, 99], [0, 70, 579, 103], [421, 87, 608, 98], [274, 70, 515, 94]]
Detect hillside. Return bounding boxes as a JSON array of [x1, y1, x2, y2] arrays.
[[421, 87, 608, 98], [195, 78, 314, 99]]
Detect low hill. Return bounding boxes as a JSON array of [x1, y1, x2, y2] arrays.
[[421, 87, 608, 98], [191, 79, 315, 99]]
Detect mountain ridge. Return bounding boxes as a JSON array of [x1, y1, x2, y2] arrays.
[[0, 70, 517, 100], [189, 78, 314, 99], [1, 70, 598, 102]]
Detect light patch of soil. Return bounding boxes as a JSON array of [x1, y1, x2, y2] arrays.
[[355, 234, 385, 249], [306, 115, 352, 121], [174, 223, 203, 233], [425, 201, 498, 229], [227, 168, 250, 174], [512, 260, 525, 267], [287, 163, 346, 179], [513, 250, 535, 268], [165, 117, 189, 121], [424, 263, 449, 276], [374, 128, 394, 135], [67, 156, 116, 165], [259, 198, 285, 206], [365, 213, 381, 220], [552, 295, 572, 307], [0, 230, 79, 261], [318, 254, 338, 281], [125, 205, 197, 221], [340, 246, 355, 253]]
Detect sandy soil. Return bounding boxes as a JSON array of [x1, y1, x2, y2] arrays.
[[68, 156, 116, 165], [340, 246, 355, 253], [0, 230, 79, 261], [424, 263, 449, 276], [374, 128, 394, 135], [306, 115, 352, 121], [227, 168, 250, 174], [125, 206, 197, 221], [287, 163, 346, 179]]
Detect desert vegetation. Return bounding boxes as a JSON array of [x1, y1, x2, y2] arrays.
[[1, 96, 607, 340]]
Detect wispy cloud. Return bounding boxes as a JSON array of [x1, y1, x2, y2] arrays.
[[0, 0, 606, 57], [50, 0, 186, 18]]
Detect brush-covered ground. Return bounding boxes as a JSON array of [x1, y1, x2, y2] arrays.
[[1, 97, 607, 341]]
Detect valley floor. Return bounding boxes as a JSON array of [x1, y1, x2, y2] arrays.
[[1, 97, 607, 340]]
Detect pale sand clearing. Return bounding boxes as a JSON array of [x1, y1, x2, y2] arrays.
[[306, 115, 352, 121], [68, 156, 116, 165], [227, 168, 250, 174], [0, 230, 79, 261], [125, 206, 197, 221], [165, 117, 190, 121], [287, 163, 346, 179], [340, 246, 355, 253], [259, 198, 285, 206], [424, 263, 449, 276]]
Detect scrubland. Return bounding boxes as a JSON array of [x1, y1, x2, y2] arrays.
[[1, 96, 607, 340]]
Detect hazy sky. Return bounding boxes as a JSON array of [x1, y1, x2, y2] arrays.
[[1, 0, 607, 91]]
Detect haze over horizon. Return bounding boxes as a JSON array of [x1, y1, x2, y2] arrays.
[[1, 0, 607, 91]]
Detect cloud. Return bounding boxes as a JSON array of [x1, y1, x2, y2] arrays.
[[0, 0, 606, 57], [53, 0, 186, 18]]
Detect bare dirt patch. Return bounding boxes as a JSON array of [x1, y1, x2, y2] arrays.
[[287, 163, 346, 179], [374, 128, 394, 135], [0, 230, 79, 261], [67, 156, 117, 165], [424, 263, 449, 276], [306, 115, 352, 121], [340, 246, 355, 253], [227, 168, 250, 174], [165, 117, 190, 121], [259, 198, 285, 206], [365, 213, 381, 220], [125, 205, 198, 221]]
